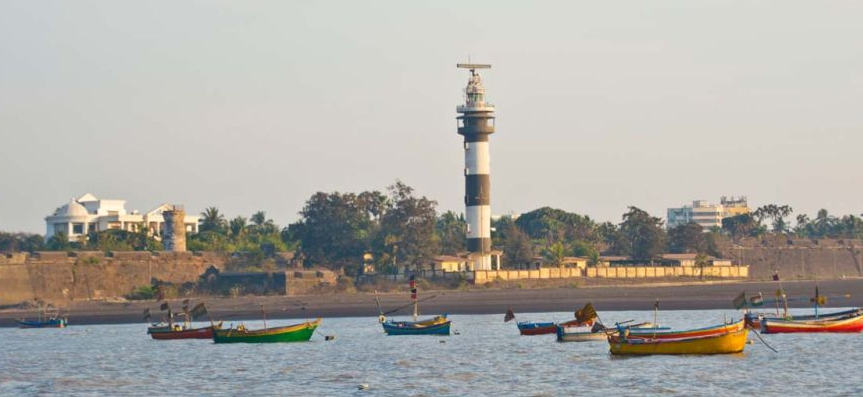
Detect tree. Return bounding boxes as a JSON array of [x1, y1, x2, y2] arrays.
[[503, 226, 534, 268], [612, 207, 666, 261], [289, 191, 374, 271], [695, 253, 710, 280], [667, 223, 706, 254], [436, 211, 466, 255], [229, 216, 247, 237], [374, 181, 439, 273], [250, 211, 276, 234], [515, 207, 598, 244], [542, 241, 568, 267], [0, 232, 45, 252], [571, 240, 599, 265], [722, 213, 762, 240], [199, 207, 227, 233], [46, 231, 71, 251], [754, 204, 793, 234]]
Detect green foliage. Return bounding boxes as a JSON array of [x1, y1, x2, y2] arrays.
[[436, 211, 466, 254], [46, 232, 72, 251], [754, 204, 794, 234], [721, 213, 763, 239], [542, 241, 568, 266], [373, 181, 439, 272], [127, 285, 157, 300], [571, 240, 599, 265], [503, 225, 534, 268], [0, 232, 44, 252], [199, 207, 227, 234], [515, 207, 599, 244], [612, 207, 666, 261], [667, 223, 706, 254]]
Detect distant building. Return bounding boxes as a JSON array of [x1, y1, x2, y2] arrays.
[[667, 196, 750, 229], [45, 193, 200, 242]]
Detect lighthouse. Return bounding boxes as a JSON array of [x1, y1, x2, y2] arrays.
[[457, 63, 495, 271]]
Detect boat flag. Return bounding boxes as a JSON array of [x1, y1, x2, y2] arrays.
[[811, 287, 828, 305], [575, 302, 597, 323], [504, 307, 515, 322], [749, 293, 764, 307], [409, 275, 417, 301], [733, 292, 747, 309], [143, 308, 151, 322], [189, 303, 208, 320], [159, 302, 169, 311]]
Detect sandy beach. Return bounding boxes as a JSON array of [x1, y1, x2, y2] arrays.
[[2, 278, 861, 327]]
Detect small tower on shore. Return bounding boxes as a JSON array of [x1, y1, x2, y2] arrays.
[[457, 63, 495, 270], [162, 205, 187, 252]]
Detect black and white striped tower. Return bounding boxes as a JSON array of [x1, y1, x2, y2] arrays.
[[456, 63, 494, 270]]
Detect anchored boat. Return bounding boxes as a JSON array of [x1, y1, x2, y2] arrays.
[[609, 327, 749, 355], [214, 319, 321, 343], [146, 301, 220, 340], [18, 307, 67, 328], [760, 309, 863, 334], [376, 276, 451, 336]]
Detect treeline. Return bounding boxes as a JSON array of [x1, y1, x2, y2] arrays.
[[2, 185, 862, 274]]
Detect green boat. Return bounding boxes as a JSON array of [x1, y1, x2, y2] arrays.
[[213, 319, 321, 343]]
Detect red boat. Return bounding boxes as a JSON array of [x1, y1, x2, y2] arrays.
[[760, 309, 863, 334], [147, 324, 220, 340]]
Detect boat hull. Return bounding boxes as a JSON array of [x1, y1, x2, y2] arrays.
[[382, 316, 451, 335], [18, 318, 66, 328], [148, 325, 216, 340], [626, 320, 744, 340], [556, 325, 606, 342], [609, 328, 749, 356], [214, 320, 320, 343], [517, 321, 557, 335], [761, 311, 863, 334]]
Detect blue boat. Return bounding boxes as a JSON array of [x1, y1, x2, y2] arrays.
[[380, 315, 451, 336], [18, 317, 67, 328], [375, 276, 451, 336]]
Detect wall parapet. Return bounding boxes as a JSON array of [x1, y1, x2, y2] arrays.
[[472, 265, 749, 284]]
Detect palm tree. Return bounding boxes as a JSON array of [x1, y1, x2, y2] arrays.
[[543, 241, 567, 267], [250, 211, 275, 233], [199, 207, 226, 233], [229, 216, 247, 237], [695, 253, 710, 280]]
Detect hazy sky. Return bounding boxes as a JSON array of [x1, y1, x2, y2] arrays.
[[2, 0, 862, 234]]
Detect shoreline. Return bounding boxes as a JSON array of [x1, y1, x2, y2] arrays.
[[2, 278, 861, 327]]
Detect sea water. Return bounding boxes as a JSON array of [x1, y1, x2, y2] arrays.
[[1, 309, 860, 396]]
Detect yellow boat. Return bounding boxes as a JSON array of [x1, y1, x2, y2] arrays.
[[608, 327, 749, 355]]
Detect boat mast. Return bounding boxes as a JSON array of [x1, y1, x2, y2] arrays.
[[410, 276, 418, 321], [261, 304, 267, 330]]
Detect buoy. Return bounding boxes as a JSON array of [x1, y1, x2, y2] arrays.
[[439, 340, 446, 344], [358, 384, 369, 390], [325, 335, 335, 341]]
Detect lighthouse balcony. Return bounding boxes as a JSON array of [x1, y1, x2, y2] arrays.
[[456, 104, 495, 113]]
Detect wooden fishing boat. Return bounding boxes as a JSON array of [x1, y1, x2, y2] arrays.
[[18, 307, 67, 328], [145, 301, 219, 340], [608, 327, 749, 355], [381, 314, 451, 336], [747, 308, 862, 330], [213, 319, 321, 343], [760, 310, 863, 334], [147, 324, 220, 340], [556, 322, 606, 342], [376, 276, 451, 336], [17, 317, 67, 328], [625, 320, 744, 340], [518, 319, 583, 336]]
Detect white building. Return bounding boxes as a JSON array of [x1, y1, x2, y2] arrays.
[[667, 196, 750, 229], [45, 193, 200, 241]]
